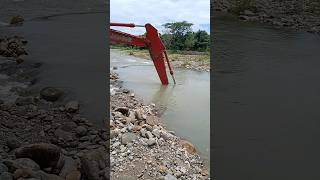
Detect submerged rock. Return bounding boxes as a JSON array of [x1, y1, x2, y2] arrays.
[[10, 15, 24, 25], [40, 87, 63, 102]]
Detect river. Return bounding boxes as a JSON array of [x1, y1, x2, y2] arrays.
[[0, 13, 108, 126], [213, 12, 320, 180], [110, 49, 211, 166]]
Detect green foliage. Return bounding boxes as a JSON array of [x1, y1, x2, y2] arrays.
[[193, 30, 210, 51], [111, 21, 210, 52], [161, 21, 210, 52]]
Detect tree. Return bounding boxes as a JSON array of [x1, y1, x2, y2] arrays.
[[162, 21, 193, 50], [193, 30, 210, 51]]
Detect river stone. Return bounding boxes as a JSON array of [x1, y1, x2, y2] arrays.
[[76, 126, 87, 137], [152, 129, 161, 138], [0, 172, 13, 180], [146, 116, 159, 126], [147, 138, 156, 146], [54, 128, 73, 141], [65, 101, 79, 113], [179, 140, 196, 154], [140, 128, 147, 137], [15, 143, 61, 168], [146, 131, 153, 139], [121, 133, 137, 145], [80, 148, 106, 180], [6, 137, 21, 150], [40, 87, 63, 102]]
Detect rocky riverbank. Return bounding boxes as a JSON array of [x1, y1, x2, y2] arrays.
[[110, 71, 209, 180], [213, 0, 320, 33], [0, 36, 109, 180]]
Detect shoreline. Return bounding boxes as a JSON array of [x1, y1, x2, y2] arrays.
[[110, 71, 210, 179]]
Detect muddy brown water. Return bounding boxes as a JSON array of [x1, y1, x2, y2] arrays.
[[110, 49, 210, 166], [0, 13, 107, 126], [213, 12, 320, 180]]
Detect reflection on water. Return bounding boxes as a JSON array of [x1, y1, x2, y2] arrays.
[[111, 50, 210, 165]]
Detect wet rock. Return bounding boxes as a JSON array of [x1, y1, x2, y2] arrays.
[[3, 158, 40, 172], [76, 126, 87, 137], [146, 115, 159, 126], [0, 172, 13, 180], [15, 143, 61, 168], [40, 87, 63, 102], [59, 156, 78, 178], [10, 15, 24, 25], [115, 107, 129, 117], [180, 140, 196, 154], [6, 137, 21, 150], [80, 148, 106, 180], [65, 101, 79, 113], [121, 133, 137, 145]]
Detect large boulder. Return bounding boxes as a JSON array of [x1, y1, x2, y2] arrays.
[[15, 143, 61, 169]]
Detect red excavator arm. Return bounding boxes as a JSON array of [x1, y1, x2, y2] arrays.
[[110, 22, 175, 85]]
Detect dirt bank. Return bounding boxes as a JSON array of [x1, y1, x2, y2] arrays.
[[213, 0, 320, 33], [110, 71, 210, 179]]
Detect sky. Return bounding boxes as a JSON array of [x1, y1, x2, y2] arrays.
[[110, 0, 210, 35]]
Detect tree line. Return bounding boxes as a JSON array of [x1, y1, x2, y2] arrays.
[[113, 21, 210, 52]]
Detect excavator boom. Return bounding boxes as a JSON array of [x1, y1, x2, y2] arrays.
[[110, 23, 175, 85]]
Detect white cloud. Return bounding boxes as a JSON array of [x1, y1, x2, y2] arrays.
[[110, 0, 210, 35]]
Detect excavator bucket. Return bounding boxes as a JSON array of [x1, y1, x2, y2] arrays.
[[145, 24, 169, 85]]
